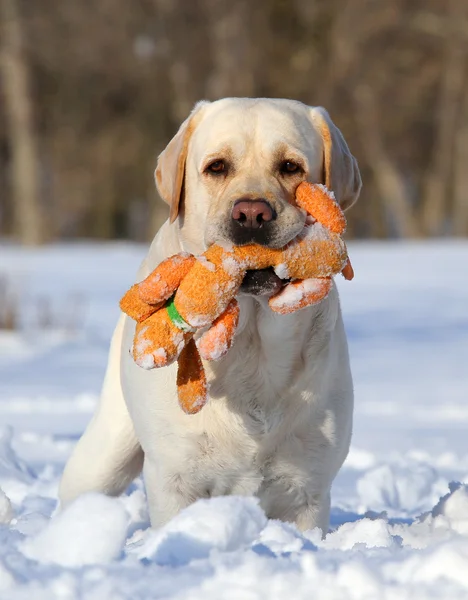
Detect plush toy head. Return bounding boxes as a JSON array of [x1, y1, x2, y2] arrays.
[[120, 182, 353, 414]]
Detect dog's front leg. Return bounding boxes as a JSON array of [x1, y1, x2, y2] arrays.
[[293, 492, 331, 537], [260, 479, 331, 537], [59, 314, 144, 507], [143, 458, 195, 528]]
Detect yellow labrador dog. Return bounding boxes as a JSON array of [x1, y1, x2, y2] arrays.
[[59, 98, 361, 535]]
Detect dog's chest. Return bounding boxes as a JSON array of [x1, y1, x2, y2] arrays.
[[208, 298, 313, 412], [190, 334, 320, 498], [147, 293, 341, 501], [188, 392, 318, 503]]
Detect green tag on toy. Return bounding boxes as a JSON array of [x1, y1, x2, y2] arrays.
[[166, 296, 194, 332]]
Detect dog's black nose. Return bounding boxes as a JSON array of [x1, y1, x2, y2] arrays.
[[232, 199, 275, 229], [231, 199, 276, 245]]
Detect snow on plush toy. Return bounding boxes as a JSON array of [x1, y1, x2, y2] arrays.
[[120, 182, 354, 414]]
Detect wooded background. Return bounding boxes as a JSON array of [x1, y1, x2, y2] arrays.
[[1, 0, 467, 244]]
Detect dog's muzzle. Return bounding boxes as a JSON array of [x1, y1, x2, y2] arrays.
[[230, 199, 277, 246]]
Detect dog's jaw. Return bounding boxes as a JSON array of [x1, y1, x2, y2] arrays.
[[239, 268, 284, 297]]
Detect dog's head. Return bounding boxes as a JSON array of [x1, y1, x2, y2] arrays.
[[155, 98, 361, 294]]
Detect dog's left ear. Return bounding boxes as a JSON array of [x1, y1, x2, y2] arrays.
[[155, 101, 210, 223], [309, 107, 362, 210]]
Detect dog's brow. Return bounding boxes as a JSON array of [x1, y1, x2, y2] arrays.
[[199, 147, 234, 171], [272, 144, 308, 170]]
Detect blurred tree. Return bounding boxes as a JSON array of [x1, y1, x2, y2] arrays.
[[0, 0, 466, 242], [0, 0, 42, 244], [453, 81, 468, 236], [421, 0, 468, 236]]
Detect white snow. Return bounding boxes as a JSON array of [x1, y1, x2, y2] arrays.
[[269, 277, 325, 311], [272, 280, 305, 306], [21, 493, 129, 567], [221, 254, 241, 277], [137, 496, 267, 565], [196, 255, 216, 272], [0, 487, 13, 524], [0, 240, 467, 598], [136, 352, 156, 369], [273, 262, 290, 279], [198, 322, 229, 360], [315, 183, 337, 201]]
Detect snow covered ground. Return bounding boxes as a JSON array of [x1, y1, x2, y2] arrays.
[[0, 239, 467, 599]]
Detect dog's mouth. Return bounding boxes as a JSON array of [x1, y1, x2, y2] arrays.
[[239, 267, 286, 297]]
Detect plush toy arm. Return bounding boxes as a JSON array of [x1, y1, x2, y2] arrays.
[[138, 253, 196, 304], [177, 338, 208, 414], [268, 278, 332, 314], [341, 257, 354, 280], [296, 182, 347, 235], [120, 253, 196, 323], [120, 284, 161, 323], [197, 299, 240, 361]]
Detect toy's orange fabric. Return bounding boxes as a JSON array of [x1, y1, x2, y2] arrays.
[[121, 254, 196, 323], [177, 338, 207, 414], [296, 183, 346, 234], [138, 253, 196, 306], [120, 182, 353, 414], [165, 182, 350, 328], [198, 299, 240, 361], [269, 278, 333, 315], [133, 308, 190, 369]]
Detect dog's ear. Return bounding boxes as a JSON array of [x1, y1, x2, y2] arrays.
[[309, 107, 362, 211], [155, 101, 210, 223]]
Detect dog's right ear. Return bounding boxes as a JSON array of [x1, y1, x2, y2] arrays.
[[155, 101, 210, 223], [309, 107, 362, 211]]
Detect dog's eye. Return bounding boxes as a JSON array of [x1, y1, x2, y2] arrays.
[[206, 160, 226, 174], [280, 160, 302, 175]]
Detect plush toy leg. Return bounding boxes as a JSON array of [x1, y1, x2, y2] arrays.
[[268, 278, 332, 315], [177, 338, 208, 414], [295, 182, 347, 235], [137, 254, 196, 304], [133, 309, 190, 369], [197, 299, 240, 361]]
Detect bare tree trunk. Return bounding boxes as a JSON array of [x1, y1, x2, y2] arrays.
[[0, 0, 43, 245], [453, 81, 468, 237], [421, 0, 467, 237], [354, 84, 420, 238]]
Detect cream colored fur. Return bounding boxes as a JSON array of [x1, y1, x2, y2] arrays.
[[59, 98, 361, 535]]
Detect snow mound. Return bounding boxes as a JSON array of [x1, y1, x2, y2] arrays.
[[429, 482, 468, 535], [21, 493, 129, 567], [393, 538, 468, 590], [0, 426, 35, 505], [258, 519, 312, 554], [0, 561, 15, 593], [137, 496, 267, 566], [356, 461, 447, 516], [323, 517, 392, 550], [0, 487, 13, 524], [1, 241, 468, 598]]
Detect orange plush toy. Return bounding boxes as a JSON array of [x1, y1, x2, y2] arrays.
[[120, 182, 354, 414]]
